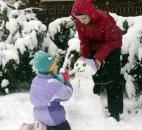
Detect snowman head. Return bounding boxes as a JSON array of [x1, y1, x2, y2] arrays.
[[74, 57, 97, 77]]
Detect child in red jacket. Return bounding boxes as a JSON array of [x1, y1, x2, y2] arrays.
[[71, 0, 123, 121]]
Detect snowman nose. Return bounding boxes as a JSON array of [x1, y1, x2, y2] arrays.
[[78, 68, 80, 72]]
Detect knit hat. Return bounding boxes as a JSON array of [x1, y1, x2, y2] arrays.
[[79, 57, 97, 74], [34, 51, 55, 73]]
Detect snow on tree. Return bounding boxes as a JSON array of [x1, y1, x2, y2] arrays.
[[0, 1, 48, 94], [0, 1, 75, 95], [63, 33, 80, 70], [112, 14, 142, 99], [14, 0, 40, 9], [47, 17, 76, 68], [0, 1, 14, 41]]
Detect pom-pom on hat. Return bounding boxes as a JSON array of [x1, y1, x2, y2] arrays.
[[34, 51, 55, 73]]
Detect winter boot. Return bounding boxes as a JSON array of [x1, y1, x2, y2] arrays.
[[20, 123, 33, 130], [33, 121, 47, 130], [110, 113, 120, 121]]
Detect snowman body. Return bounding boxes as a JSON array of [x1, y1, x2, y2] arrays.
[[71, 58, 96, 100], [64, 58, 104, 129]]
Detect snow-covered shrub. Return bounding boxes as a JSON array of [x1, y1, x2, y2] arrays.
[[47, 17, 76, 68], [0, 3, 76, 95], [0, 1, 14, 41], [0, 3, 48, 94], [63, 34, 80, 70], [0, 41, 19, 94], [14, 0, 40, 9], [114, 15, 142, 99]]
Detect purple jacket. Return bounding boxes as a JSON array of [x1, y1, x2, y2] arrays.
[[30, 73, 73, 126]]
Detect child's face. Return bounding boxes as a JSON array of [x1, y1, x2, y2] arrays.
[[48, 58, 58, 72], [76, 15, 91, 25]]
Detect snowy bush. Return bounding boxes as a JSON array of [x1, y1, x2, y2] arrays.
[[0, 1, 76, 95], [47, 17, 76, 68], [0, 1, 14, 41], [112, 14, 142, 99], [14, 0, 40, 9], [63, 34, 80, 70], [0, 2, 48, 94]]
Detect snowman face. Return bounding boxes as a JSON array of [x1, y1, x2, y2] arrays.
[[74, 58, 96, 77]]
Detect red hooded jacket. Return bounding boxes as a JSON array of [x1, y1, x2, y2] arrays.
[[71, 0, 122, 62]]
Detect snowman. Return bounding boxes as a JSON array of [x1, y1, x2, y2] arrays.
[[71, 57, 97, 99], [63, 57, 105, 130]]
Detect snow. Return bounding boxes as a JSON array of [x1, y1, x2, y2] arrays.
[[0, 7, 46, 68], [63, 36, 80, 69], [0, 92, 142, 130], [1, 79, 9, 88], [46, 16, 75, 57], [0, 43, 19, 67], [0, 1, 142, 129], [0, 93, 33, 130], [14, 31, 38, 54], [1, 59, 142, 130], [138, 47, 142, 61], [48, 17, 73, 40], [0, 1, 12, 13], [110, 14, 142, 99], [125, 75, 136, 99], [1, 79, 9, 94]]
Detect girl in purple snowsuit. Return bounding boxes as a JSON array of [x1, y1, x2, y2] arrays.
[[30, 51, 73, 130]]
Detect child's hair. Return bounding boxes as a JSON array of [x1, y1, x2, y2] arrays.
[[33, 51, 55, 73], [74, 12, 84, 16]]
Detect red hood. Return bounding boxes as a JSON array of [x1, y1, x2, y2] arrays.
[[71, 0, 98, 22]]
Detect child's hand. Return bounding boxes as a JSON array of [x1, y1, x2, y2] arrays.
[[59, 68, 70, 81]]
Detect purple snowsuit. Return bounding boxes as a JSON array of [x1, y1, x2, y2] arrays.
[[30, 73, 73, 126]]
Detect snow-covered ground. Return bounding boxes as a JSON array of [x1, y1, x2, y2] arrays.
[[1, 93, 142, 130], [0, 59, 142, 130], [0, 1, 142, 130], [0, 49, 142, 130]]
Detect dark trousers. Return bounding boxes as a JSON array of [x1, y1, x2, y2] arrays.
[[92, 48, 123, 114], [47, 121, 71, 130]]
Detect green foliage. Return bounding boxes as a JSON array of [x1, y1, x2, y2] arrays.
[[0, 60, 17, 95], [14, 50, 35, 90], [50, 19, 75, 68], [15, 0, 40, 9], [0, 8, 75, 95], [0, 2, 13, 41], [130, 56, 142, 94], [51, 21, 75, 50], [122, 20, 129, 35], [67, 50, 79, 69]]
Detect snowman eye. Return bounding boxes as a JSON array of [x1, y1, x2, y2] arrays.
[[75, 63, 78, 67], [83, 63, 86, 67], [48, 56, 53, 60]]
